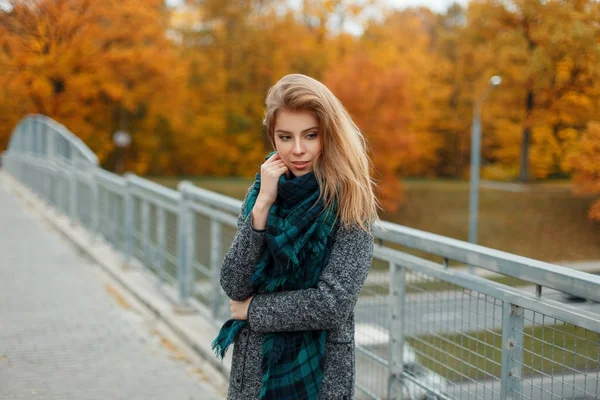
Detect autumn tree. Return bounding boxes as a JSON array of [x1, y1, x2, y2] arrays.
[[0, 0, 183, 174], [464, 0, 600, 181], [174, 0, 296, 176], [174, 0, 369, 177], [325, 53, 413, 212], [4, 0, 600, 218], [427, 4, 498, 178], [568, 122, 600, 221]]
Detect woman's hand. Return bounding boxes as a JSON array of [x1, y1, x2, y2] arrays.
[[256, 152, 288, 207], [251, 152, 288, 230], [230, 296, 254, 320]]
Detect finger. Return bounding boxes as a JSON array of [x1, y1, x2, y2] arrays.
[[273, 153, 282, 163], [265, 152, 280, 164], [266, 161, 285, 169], [266, 165, 288, 175], [264, 162, 285, 172]]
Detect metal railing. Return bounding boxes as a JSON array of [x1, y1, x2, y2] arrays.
[[3, 115, 600, 400]]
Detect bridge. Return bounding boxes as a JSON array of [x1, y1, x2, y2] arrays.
[[1, 115, 599, 400]]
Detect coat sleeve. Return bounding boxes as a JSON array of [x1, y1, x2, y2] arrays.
[[246, 224, 374, 332], [219, 185, 267, 301]]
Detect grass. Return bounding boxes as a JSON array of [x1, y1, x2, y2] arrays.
[[387, 179, 600, 263], [361, 275, 533, 296], [148, 176, 600, 264], [405, 323, 600, 382]]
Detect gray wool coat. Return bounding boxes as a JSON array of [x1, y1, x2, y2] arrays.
[[219, 187, 374, 400]]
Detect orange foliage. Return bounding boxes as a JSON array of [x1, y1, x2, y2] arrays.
[[465, 0, 600, 181], [2, 0, 600, 218], [325, 53, 413, 212], [0, 0, 184, 173], [568, 122, 600, 221]]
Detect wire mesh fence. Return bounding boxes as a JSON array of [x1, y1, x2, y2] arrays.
[[516, 313, 600, 400]]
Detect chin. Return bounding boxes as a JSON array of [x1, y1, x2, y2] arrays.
[[292, 169, 312, 177]]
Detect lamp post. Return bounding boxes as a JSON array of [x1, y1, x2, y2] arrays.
[[113, 130, 131, 174], [468, 75, 502, 250]]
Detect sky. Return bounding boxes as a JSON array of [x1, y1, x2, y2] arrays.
[[164, 0, 469, 35], [0, 0, 469, 14], [0, 0, 469, 31], [387, 0, 468, 13], [165, 0, 469, 14]]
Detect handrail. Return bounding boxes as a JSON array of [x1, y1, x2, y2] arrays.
[[5, 114, 98, 165], [374, 221, 600, 302]]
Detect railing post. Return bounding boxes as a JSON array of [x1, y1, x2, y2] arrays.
[[56, 159, 65, 214], [388, 261, 406, 400], [123, 175, 134, 268], [176, 187, 193, 309], [90, 167, 99, 238], [157, 207, 166, 284], [141, 198, 150, 268], [22, 121, 28, 155], [46, 125, 56, 207], [69, 164, 77, 224], [33, 119, 39, 192], [112, 189, 120, 249], [210, 218, 223, 320], [33, 118, 38, 155], [40, 123, 51, 201], [47, 125, 55, 161], [500, 303, 524, 399]]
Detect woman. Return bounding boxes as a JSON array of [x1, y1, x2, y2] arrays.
[[212, 74, 379, 400]]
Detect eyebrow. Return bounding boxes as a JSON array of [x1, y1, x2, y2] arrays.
[[274, 127, 319, 134]]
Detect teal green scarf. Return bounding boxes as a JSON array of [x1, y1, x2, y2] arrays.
[[212, 152, 338, 399]]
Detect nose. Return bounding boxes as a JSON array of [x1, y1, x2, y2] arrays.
[[292, 138, 305, 155]]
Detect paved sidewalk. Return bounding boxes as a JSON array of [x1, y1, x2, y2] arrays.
[[0, 178, 222, 399]]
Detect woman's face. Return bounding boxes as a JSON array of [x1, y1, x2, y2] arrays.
[[273, 109, 322, 177]]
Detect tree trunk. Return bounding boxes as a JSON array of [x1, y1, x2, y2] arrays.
[[519, 126, 531, 182], [519, 89, 534, 182]]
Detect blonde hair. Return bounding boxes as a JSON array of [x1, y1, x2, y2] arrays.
[[263, 74, 380, 232]]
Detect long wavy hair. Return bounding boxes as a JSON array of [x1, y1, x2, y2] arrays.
[[263, 74, 380, 232]]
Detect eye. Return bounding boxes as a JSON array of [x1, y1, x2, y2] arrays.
[[279, 135, 291, 141], [306, 132, 318, 139]]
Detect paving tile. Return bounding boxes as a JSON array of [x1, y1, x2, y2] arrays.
[[0, 180, 221, 400]]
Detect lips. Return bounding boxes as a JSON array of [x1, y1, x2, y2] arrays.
[[291, 161, 310, 170]]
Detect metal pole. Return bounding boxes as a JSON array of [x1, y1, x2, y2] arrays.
[[69, 165, 78, 224], [90, 168, 99, 238], [467, 76, 501, 259], [141, 198, 150, 269], [388, 261, 406, 400], [176, 191, 193, 309], [123, 175, 134, 268], [210, 218, 222, 320], [500, 303, 524, 399], [468, 105, 482, 247], [157, 208, 166, 285]]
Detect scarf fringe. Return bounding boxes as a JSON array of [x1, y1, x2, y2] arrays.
[[211, 320, 243, 360]]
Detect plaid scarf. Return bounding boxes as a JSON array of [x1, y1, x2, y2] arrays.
[[212, 152, 338, 400]]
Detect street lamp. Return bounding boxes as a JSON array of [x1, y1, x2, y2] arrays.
[[113, 130, 131, 174], [468, 75, 502, 249]]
